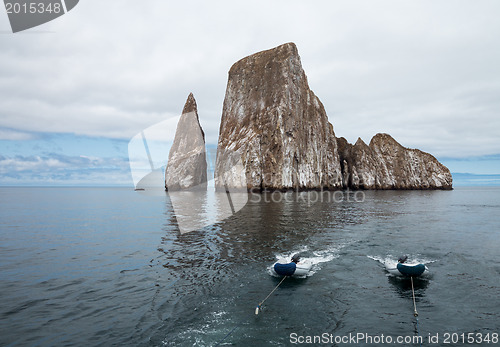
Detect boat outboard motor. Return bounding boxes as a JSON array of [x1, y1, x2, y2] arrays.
[[291, 254, 301, 264], [398, 255, 408, 263]]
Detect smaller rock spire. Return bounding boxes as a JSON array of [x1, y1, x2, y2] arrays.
[[165, 93, 207, 191]]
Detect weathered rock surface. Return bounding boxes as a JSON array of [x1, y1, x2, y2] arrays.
[[337, 133, 453, 190], [214, 42, 452, 191], [165, 93, 207, 190], [215, 42, 343, 190]]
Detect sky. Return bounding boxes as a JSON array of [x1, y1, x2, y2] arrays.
[[1, 1, 500, 186]]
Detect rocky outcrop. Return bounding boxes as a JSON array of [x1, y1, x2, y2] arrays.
[[215, 42, 343, 190], [165, 93, 207, 190], [213, 42, 452, 191], [338, 133, 453, 190]]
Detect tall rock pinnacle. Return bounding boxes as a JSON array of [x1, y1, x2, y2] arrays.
[[165, 93, 207, 190], [215, 43, 343, 190]]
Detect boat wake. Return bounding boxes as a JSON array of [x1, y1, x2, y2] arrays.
[[367, 255, 435, 276], [268, 244, 346, 278]]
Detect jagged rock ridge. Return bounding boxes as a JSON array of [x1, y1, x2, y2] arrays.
[[165, 93, 207, 190], [337, 134, 452, 189], [215, 42, 343, 190]]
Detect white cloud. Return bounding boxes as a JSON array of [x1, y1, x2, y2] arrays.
[[0, 129, 35, 140], [0, 153, 132, 185], [0, 0, 500, 158]]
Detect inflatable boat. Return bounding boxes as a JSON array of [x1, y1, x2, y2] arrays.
[[273, 259, 312, 277], [386, 262, 427, 277]]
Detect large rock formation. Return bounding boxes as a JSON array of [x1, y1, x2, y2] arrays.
[[215, 42, 343, 190], [165, 93, 207, 190], [337, 134, 453, 189], [214, 42, 452, 191]]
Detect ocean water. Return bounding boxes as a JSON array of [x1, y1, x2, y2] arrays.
[[1, 187, 499, 346]]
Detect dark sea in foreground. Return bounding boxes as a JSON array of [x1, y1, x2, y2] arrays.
[[1, 187, 499, 346]]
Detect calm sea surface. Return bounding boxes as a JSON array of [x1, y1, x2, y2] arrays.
[[1, 187, 499, 346]]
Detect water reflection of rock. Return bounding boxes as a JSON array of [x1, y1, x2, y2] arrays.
[[160, 189, 440, 268], [167, 189, 249, 235], [187, 190, 370, 263], [157, 189, 438, 285], [154, 189, 377, 324]]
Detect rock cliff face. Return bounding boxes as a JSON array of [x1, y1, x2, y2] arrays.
[[215, 42, 343, 190], [337, 133, 453, 190], [214, 42, 452, 191], [165, 93, 207, 190]]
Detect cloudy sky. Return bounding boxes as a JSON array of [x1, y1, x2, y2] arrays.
[[1, 1, 500, 186]]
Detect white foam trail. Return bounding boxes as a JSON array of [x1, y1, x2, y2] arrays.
[[368, 254, 435, 266], [367, 254, 435, 276], [269, 244, 347, 277]]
